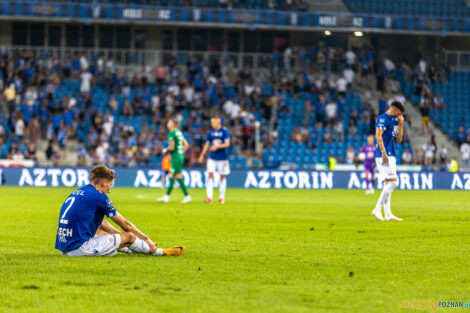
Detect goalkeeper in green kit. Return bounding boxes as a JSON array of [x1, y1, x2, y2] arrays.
[[157, 118, 192, 203]]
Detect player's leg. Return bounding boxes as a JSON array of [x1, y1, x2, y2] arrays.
[[365, 171, 370, 194], [95, 228, 108, 236], [174, 172, 191, 203], [381, 157, 401, 221], [219, 175, 226, 203], [217, 160, 230, 203], [161, 171, 167, 188], [382, 178, 400, 220], [372, 158, 386, 220], [158, 172, 174, 202], [168, 154, 191, 203], [205, 159, 215, 203], [205, 172, 214, 203], [370, 172, 375, 194], [95, 228, 131, 253], [120, 232, 185, 256]]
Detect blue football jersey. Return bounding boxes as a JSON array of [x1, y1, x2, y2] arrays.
[[54, 184, 118, 252], [375, 113, 399, 157], [206, 127, 230, 161]]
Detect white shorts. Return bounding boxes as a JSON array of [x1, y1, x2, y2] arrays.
[[207, 158, 230, 175], [375, 156, 397, 181], [61, 234, 121, 257]]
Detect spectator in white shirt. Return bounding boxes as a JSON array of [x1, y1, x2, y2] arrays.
[[168, 82, 180, 97], [422, 141, 435, 168], [107, 58, 115, 74], [402, 148, 413, 164], [97, 56, 104, 74], [15, 116, 25, 139], [343, 67, 354, 85], [12, 149, 25, 161], [79, 53, 89, 71], [384, 58, 396, 72], [80, 71, 93, 93], [418, 58, 427, 75], [461, 141, 470, 167], [345, 50, 356, 68], [439, 145, 447, 164], [182, 82, 195, 103], [336, 77, 347, 96], [325, 101, 338, 123]]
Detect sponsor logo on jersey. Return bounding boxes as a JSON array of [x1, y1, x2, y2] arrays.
[[58, 227, 73, 237]]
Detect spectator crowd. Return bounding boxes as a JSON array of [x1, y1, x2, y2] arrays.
[[0, 42, 468, 170]]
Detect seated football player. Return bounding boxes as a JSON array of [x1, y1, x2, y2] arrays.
[[55, 164, 185, 257]]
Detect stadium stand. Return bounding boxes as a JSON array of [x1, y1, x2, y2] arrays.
[[343, 0, 470, 17], [0, 43, 417, 169], [400, 71, 470, 145]]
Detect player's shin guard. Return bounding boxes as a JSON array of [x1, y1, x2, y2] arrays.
[[206, 178, 213, 199], [219, 177, 226, 200], [129, 238, 151, 254], [166, 178, 175, 195], [177, 178, 188, 196], [383, 181, 398, 218]]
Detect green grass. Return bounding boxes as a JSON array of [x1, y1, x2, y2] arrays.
[[0, 187, 469, 313]]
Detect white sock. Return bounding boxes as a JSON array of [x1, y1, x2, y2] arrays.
[[153, 248, 164, 256], [118, 247, 132, 254], [374, 182, 390, 212], [383, 181, 398, 218], [129, 238, 150, 254], [206, 177, 213, 199], [219, 178, 226, 200]]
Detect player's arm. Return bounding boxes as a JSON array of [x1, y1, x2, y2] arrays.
[[110, 214, 156, 250], [375, 128, 388, 163], [99, 219, 121, 234], [211, 131, 230, 151], [198, 141, 210, 163], [396, 115, 404, 143], [214, 139, 230, 150], [165, 140, 175, 153]]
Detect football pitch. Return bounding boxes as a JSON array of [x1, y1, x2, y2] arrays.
[[0, 187, 469, 313]]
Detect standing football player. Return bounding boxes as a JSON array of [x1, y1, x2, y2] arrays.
[[55, 165, 185, 257], [157, 118, 192, 203], [372, 101, 405, 221], [198, 116, 230, 204], [359, 135, 377, 194]]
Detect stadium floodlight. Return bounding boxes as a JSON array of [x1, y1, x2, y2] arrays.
[[354, 31, 363, 37], [324, 30, 332, 36]]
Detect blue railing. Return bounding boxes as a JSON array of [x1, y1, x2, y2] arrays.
[[1, 1, 470, 34]]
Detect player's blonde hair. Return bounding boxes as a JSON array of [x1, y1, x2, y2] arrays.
[[90, 165, 116, 184]]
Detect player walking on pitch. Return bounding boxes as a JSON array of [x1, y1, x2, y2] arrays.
[[198, 117, 230, 204], [359, 135, 377, 194], [372, 101, 405, 221], [158, 118, 192, 203], [55, 165, 184, 257]]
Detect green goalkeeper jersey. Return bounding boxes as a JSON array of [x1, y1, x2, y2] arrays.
[[168, 129, 185, 157]]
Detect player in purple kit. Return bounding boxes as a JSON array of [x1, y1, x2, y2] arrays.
[[358, 135, 377, 194]]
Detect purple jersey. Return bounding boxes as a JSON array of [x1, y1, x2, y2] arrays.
[[360, 144, 376, 172]]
